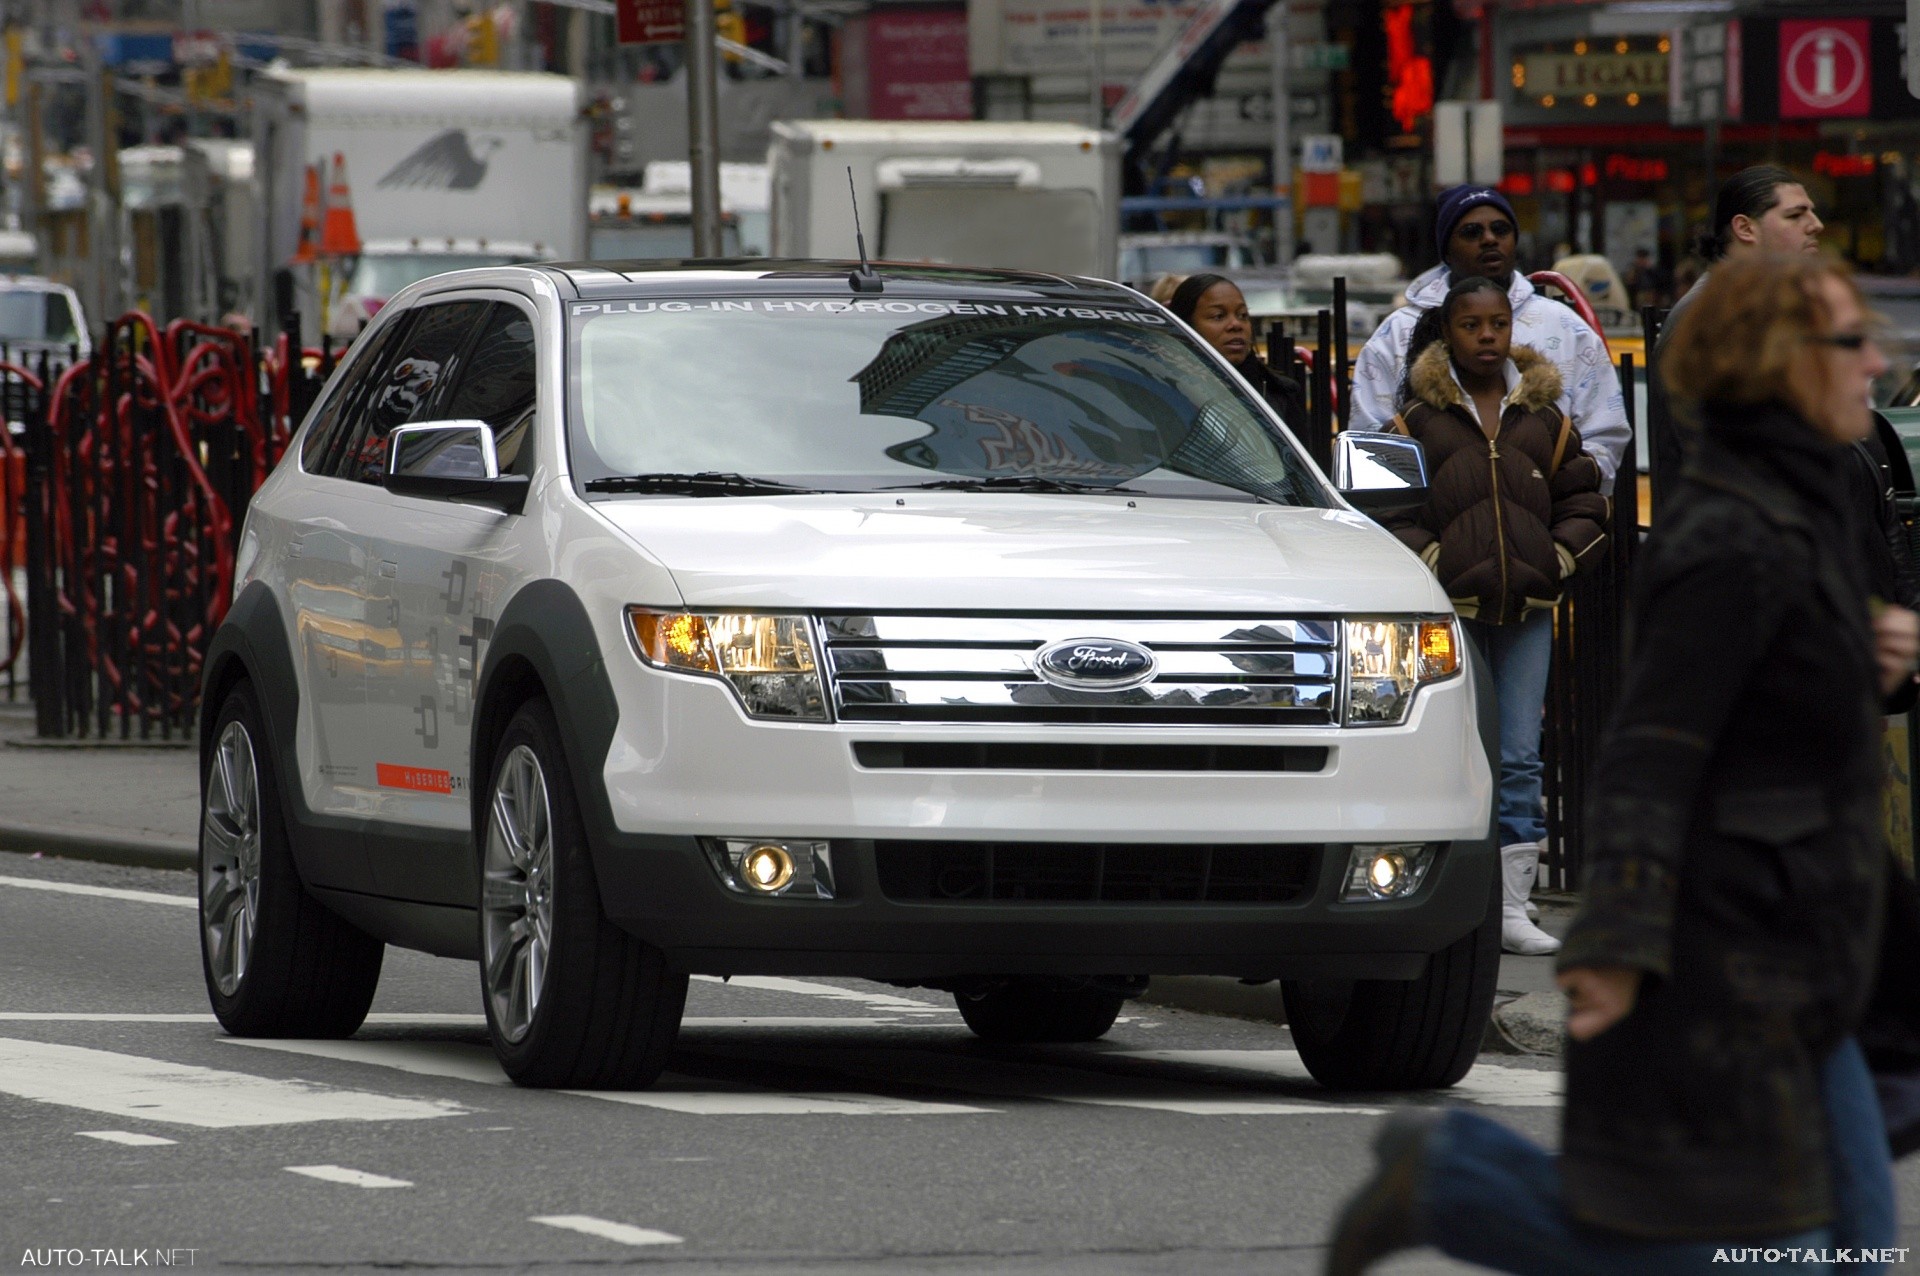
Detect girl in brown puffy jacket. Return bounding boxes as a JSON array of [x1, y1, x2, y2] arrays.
[[1385, 275, 1609, 956]]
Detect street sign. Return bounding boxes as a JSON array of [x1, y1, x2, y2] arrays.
[[1779, 18, 1870, 120], [618, 0, 685, 46], [1299, 133, 1342, 173], [1670, 22, 1741, 126], [1431, 101, 1501, 188]]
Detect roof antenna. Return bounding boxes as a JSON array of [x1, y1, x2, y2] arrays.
[[846, 167, 884, 294]]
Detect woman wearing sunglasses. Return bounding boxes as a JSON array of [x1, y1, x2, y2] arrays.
[[1326, 253, 1918, 1275]]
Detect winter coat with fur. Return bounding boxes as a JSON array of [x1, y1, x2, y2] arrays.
[[1385, 342, 1610, 624]]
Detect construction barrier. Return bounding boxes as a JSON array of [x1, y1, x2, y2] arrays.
[[4, 313, 338, 739]]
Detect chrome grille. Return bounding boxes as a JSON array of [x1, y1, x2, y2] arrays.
[[819, 616, 1339, 725]]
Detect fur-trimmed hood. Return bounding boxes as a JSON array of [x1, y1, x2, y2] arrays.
[[1408, 341, 1563, 414]]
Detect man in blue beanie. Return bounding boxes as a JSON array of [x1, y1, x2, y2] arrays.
[[1350, 185, 1629, 491]]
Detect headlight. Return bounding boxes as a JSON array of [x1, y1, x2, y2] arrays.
[[1343, 618, 1460, 726], [627, 608, 828, 721]]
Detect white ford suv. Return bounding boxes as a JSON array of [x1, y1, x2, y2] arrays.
[[198, 261, 1497, 1092]]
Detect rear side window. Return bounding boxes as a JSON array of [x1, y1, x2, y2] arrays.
[[441, 303, 538, 475], [332, 300, 487, 485]]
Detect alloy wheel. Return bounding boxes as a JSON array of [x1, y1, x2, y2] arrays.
[[201, 720, 262, 997], [482, 744, 555, 1044]]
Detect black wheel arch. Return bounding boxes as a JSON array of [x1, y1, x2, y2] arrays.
[[471, 580, 623, 858], [201, 582, 303, 817]]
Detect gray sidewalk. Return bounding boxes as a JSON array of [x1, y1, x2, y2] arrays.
[[0, 698, 1569, 1050]]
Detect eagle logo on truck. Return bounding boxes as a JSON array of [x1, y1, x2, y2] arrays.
[[378, 130, 504, 190], [1033, 638, 1157, 691]]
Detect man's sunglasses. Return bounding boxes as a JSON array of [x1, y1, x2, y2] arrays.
[[1455, 220, 1516, 242]]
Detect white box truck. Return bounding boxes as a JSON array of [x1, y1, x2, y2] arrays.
[[768, 120, 1119, 279], [252, 68, 587, 337]]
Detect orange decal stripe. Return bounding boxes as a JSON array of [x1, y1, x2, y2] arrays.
[[376, 763, 454, 794]]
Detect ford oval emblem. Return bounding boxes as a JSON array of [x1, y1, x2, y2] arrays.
[[1033, 638, 1158, 691]]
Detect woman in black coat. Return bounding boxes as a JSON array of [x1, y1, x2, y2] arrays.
[[1325, 253, 1920, 1272], [1165, 273, 1307, 428]]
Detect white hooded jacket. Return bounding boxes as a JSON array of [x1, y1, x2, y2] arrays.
[[1350, 265, 1631, 486]]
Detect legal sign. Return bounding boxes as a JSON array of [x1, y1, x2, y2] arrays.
[[1779, 19, 1870, 119], [618, 0, 684, 46]]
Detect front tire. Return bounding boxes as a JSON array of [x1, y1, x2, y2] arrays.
[[955, 978, 1126, 1043], [1282, 874, 1501, 1091], [479, 696, 687, 1088], [199, 679, 383, 1036]]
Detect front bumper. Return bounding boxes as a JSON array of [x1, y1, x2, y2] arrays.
[[581, 663, 1494, 980]]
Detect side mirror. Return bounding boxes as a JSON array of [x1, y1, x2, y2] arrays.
[[384, 420, 529, 513], [1332, 430, 1430, 516]]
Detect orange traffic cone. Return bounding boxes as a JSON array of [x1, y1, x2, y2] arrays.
[[291, 162, 322, 264], [320, 152, 362, 257]]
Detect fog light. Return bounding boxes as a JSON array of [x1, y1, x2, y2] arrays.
[[742, 844, 794, 893], [1342, 843, 1438, 902], [702, 839, 835, 899]]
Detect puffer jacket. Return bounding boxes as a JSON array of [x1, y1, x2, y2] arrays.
[[1385, 342, 1610, 624]]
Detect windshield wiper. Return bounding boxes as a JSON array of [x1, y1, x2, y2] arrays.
[[881, 475, 1145, 495], [583, 471, 820, 496]]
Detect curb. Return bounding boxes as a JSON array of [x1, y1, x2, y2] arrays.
[[0, 822, 196, 872]]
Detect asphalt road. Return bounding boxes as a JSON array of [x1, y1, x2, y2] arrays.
[[1, 851, 1914, 1275]]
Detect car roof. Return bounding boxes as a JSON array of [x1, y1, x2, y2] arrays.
[[529, 259, 1151, 306]]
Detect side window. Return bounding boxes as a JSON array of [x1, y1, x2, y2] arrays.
[[300, 314, 412, 476], [440, 303, 538, 476], [339, 300, 487, 485]]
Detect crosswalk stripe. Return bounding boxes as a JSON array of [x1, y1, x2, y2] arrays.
[[0, 875, 195, 908], [0, 1038, 466, 1127], [77, 1130, 177, 1146], [1113, 1049, 1564, 1107], [692, 975, 953, 1015], [222, 1038, 993, 1115], [286, 1165, 412, 1188], [704, 1043, 1384, 1117], [531, 1215, 683, 1247]]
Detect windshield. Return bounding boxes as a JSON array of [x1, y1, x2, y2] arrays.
[[0, 289, 77, 344], [349, 253, 531, 300], [567, 297, 1327, 506]]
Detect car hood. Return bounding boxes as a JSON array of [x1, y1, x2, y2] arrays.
[[590, 493, 1449, 614]]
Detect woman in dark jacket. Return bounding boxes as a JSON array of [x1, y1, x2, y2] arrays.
[[1386, 275, 1609, 957], [1325, 254, 1920, 1272], [1166, 273, 1307, 427]]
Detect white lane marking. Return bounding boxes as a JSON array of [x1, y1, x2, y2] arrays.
[[693, 975, 953, 1014], [0, 1038, 466, 1128], [286, 1165, 412, 1189], [578, 1083, 986, 1116], [77, 1130, 177, 1146], [225, 1039, 992, 1115], [679, 1016, 951, 1029], [756, 1045, 1382, 1117], [0, 1014, 218, 1022], [0, 875, 195, 908], [0, 1012, 488, 1024], [1114, 1049, 1564, 1108], [531, 1216, 683, 1247]]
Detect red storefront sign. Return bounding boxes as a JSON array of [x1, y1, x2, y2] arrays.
[[1779, 19, 1870, 120], [617, 0, 684, 46], [864, 6, 969, 120]]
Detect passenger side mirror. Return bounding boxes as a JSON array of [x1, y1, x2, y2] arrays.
[[384, 420, 529, 513], [1332, 430, 1429, 517]]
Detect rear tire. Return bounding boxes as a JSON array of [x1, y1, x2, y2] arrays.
[[199, 679, 383, 1037], [955, 978, 1126, 1043], [479, 696, 687, 1088], [1282, 873, 1501, 1091]]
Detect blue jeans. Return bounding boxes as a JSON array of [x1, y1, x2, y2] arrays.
[[1415, 1039, 1895, 1273], [1461, 612, 1554, 847]]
